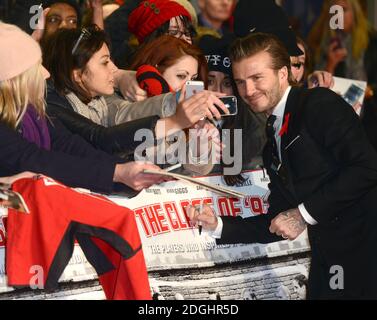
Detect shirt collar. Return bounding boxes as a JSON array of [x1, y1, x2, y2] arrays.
[[272, 86, 291, 119]]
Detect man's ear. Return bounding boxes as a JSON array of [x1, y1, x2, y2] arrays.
[[278, 66, 289, 82], [72, 69, 82, 84]]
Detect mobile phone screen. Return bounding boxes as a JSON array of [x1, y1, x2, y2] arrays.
[[217, 96, 238, 116], [343, 84, 364, 106]]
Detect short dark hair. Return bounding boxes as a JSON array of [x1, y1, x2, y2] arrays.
[[229, 32, 295, 85], [43, 25, 110, 103], [144, 15, 196, 44]]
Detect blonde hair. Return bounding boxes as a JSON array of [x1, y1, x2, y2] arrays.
[[0, 61, 46, 129], [308, 0, 370, 62]]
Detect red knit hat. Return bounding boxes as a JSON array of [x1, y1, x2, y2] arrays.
[[128, 0, 191, 43]]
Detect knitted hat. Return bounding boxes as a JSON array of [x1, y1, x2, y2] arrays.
[[0, 22, 42, 81], [128, 0, 191, 43], [174, 0, 198, 27], [233, 0, 303, 56], [198, 34, 235, 76]]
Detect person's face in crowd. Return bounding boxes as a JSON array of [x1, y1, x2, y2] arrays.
[[198, 0, 234, 23], [73, 44, 118, 97], [293, 280, 306, 300], [208, 71, 234, 95], [167, 17, 192, 44], [233, 51, 288, 115], [333, 0, 354, 33], [162, 55, 198, 92], [45, 3, 78, 36], [290, 43, 306, 83]]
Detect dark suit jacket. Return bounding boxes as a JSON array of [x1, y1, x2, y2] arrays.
[[46, 83, 160, 160], [219, 86, 377, 299]]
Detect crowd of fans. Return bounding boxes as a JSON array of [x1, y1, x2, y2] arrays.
[[1, 0, 376, 300]]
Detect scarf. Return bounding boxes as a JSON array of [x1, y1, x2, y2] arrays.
[[65, 92, 109, 126], [20, 105, 51, 150]]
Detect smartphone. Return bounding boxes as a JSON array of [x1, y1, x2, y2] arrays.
[[343, 84, 364, 106], [185, 80, 204, 98], [216, 96, 238, 116]]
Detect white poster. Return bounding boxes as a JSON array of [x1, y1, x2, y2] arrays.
[[0, 170, 310, 299]]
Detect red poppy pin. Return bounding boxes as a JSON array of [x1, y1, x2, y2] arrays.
[[279, 113, 290, 137]]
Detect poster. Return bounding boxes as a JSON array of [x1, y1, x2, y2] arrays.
[[0, 170, 310, 299]]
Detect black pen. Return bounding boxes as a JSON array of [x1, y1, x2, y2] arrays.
[[198, 200, 203, 235]]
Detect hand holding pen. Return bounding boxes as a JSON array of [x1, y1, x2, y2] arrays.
[[187, 202, 218, 234]]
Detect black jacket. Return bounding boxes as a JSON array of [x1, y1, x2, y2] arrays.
[[0, 117, 117, 194], [219, 87, 377, 299], [46, 84, 160, 160]]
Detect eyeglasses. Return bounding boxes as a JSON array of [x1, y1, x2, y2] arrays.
[[166, 29, 193, 39], [71, 28, 92, 54], [46, 15, 77, 27]]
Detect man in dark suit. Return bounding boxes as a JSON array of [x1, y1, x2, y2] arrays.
[[188, 33, 377, 299]]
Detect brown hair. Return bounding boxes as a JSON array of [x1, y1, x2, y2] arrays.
[[43, 25, 110, 103], [296, 35, 310, 83], [130, 35, 208, 87], [229, 32, 295, 85]]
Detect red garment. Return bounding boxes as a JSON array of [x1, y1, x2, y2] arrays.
[[6, 177, 151, 300], [136, 65, 173, 97], [128, 0, 191, 43]]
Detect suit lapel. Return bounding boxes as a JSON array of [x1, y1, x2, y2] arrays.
[[280, 87, 304, 203], [280, 86, 302, 154]]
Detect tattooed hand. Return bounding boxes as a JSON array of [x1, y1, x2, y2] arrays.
[[269, 208, 307, 240]]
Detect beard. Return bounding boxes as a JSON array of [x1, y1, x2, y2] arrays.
[[243, 80, 284, 114]]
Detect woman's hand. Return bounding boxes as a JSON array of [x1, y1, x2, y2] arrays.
[[113, 161, 170, 191], [326, 41, 347, 74], [172, 87, 228, 130], [114, 69, 147, 102], [188, 120, 222, 163]]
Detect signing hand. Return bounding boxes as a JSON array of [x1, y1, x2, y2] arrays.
[[269, 208, 307, 240], [187, 204, 218, 231]]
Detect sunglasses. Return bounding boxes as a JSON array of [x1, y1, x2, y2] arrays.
[[71, 28, 93, 54]]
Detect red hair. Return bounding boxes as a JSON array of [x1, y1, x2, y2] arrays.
[[130, 35, 208, 87]]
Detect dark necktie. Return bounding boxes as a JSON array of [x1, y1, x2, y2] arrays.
[[266, 115, 281, 173], [266, 115, 289, 186]]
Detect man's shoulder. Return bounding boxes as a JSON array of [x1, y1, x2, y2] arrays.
[[291, 86, 349, 114]]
